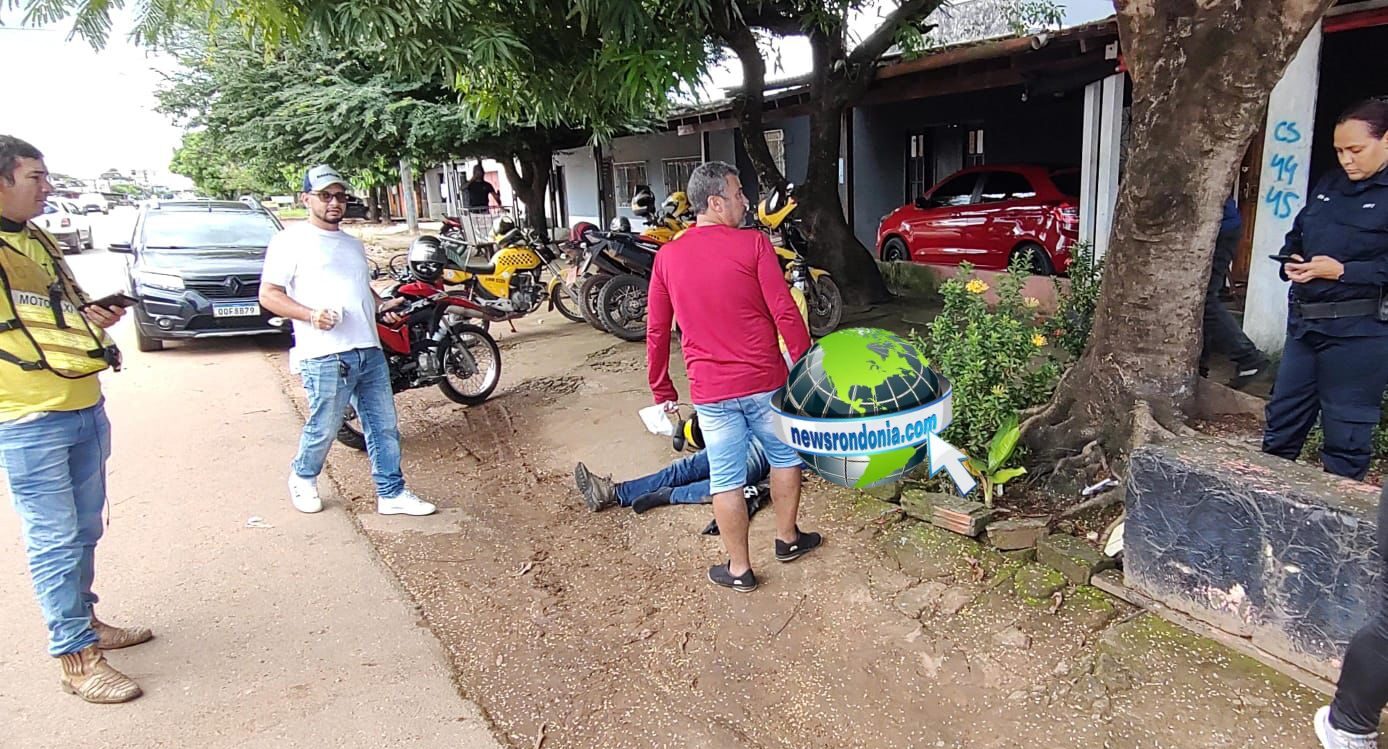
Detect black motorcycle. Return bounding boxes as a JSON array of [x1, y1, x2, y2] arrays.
[[580, 227, 660, 342]]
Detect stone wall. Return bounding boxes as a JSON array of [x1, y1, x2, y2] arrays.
[[1125, 436, 1382, 681], [876, 261, 1068, 313]]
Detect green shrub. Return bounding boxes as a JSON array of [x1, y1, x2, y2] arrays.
[[912, 256, 1062, 458], [1052, 242, 1103, 360]]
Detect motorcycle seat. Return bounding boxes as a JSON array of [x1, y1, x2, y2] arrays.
[[461, 258, 496, 275]]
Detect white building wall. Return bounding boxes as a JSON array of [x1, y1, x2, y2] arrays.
[[1245, 22, 1323, 356]]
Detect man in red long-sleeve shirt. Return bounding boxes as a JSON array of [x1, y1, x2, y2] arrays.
[[647, 161, 820, 593]]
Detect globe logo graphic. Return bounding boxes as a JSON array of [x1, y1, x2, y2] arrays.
[[772, 328, 948, 490]]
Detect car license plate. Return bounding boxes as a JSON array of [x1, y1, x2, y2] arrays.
[[213, 302, 261, 318]]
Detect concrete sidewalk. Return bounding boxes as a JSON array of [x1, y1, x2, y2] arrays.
[[0, 269, 500, 748]]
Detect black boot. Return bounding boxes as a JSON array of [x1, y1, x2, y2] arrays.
[[1230, 354, 1271, 391], [574, 462, 618, 511]]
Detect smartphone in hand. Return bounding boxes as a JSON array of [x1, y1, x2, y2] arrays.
[[1268, 254, 1301, 264], [81, 292, 142, 310]]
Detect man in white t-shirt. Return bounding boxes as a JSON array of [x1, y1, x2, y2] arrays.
[[259, 165, 436, 517]]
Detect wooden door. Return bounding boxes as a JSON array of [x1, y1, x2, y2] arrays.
[[1232, 120, 1265, 285]]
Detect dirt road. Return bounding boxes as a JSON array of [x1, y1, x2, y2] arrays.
[[0, 235, 1331, 749], [307, 303, 1329, 749], [0, 248, 499, 749]]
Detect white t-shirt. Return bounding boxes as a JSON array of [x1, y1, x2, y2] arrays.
[[261, 223, 380, 371]]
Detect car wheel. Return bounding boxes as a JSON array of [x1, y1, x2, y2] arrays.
[[1011, 243, 1054, 277], [83, 230, 93, 250], [134, 323, 164, 352], [881, 237, 910, 263]]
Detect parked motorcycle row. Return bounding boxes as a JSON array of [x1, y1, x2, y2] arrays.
[[570, 185, 844, 341], [343, 184, 844, 448]]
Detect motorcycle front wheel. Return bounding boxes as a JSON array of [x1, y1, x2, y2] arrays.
[[578, 273, 612, 332], [596, 273, 649, 342], [552, 283, 586, 323], [809, 275, 844, 337], [438, 322, 502, 405]]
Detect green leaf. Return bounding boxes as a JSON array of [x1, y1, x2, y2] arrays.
[[987, 413, 1021, 471], [990, 467, 1028, 485]]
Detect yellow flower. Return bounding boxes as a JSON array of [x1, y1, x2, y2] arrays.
[[1032, 334, 1047, 348], [991, 385, 1006, 397], [1023, 297, 1040, 309], [966, 279, 989, 294]]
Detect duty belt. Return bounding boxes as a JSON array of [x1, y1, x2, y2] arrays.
[[1291, 298, 1380, 320]]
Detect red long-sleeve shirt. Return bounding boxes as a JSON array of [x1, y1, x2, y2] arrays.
[[646, 224, 812, 406]]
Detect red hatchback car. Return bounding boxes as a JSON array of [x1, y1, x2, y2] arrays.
[[876, 164, 1080, 276]]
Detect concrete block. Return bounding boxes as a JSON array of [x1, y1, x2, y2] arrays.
[[1125, 436, 1382, 683], [900, 489, 946, 522], [987, 518, 1050, 550], [861, 481, 903, 502], [1015, 564, 1067, 600], [1037, 533, 1114, 585]]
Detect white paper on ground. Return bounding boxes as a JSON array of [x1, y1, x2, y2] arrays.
[[639, 404, 676, 436]]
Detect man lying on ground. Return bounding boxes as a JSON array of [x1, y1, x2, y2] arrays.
[[574, 436, 771, 514]]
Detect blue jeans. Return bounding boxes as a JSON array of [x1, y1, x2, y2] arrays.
[[615, 440, 772, 507], [0, 403, 111, 656], [695, 390, 802, 495], [293, 347, 406, 498]]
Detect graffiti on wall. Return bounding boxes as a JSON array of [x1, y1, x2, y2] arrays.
[[1264, 121, 1304, 220]]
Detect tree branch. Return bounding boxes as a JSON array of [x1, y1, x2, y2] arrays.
[[848, 0, 946, 69]]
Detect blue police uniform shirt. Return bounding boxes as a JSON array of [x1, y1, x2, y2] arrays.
[[1281, 166, 1388, 338]]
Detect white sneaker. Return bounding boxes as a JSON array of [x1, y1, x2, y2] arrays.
[[1315, 706, 1379, 749], [288, 474, 323, 514], [377, 489, 436, 516]]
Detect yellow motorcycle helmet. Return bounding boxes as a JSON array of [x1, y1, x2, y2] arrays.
[[757, 183, 797, 230], [662, 191, 691, 220], [672, 411, 705, 453]]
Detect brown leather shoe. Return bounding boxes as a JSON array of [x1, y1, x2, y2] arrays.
[[58, 645, 142, 703], [93, 614, 153, 650]]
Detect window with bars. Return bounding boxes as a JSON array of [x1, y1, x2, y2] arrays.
[[612, 162, 648, 204], [663, 158, 701, 195], [965, 128, 985, 167], [906, 133, 934, 201]]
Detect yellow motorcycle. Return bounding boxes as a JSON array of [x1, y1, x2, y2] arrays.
[[756, 185, 843, 337], [437, 216, 586, 325]]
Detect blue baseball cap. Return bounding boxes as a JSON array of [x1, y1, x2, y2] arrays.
[[303, 165, 351, 192]]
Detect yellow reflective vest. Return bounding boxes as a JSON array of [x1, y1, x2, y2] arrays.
[[0, 222, 113, 421]]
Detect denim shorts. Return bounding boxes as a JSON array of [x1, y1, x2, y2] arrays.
[[694, 390, 802, 495]]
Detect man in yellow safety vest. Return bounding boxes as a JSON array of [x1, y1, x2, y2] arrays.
[[0, 135, 150, 704]]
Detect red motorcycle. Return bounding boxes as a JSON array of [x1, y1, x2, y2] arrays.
[[334, 273, 502, 450]]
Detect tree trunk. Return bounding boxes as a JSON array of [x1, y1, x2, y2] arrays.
[[366, 188, 381, 223], [712, 0, 905, 306], [1022, 0, 1333, 484], [798, 27, 891, 305], [398, 159, 418, 233], [501, 142, 554, 240], [376, 185, 392, 222]]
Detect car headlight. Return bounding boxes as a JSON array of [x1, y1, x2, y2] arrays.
[[136, 271, 184, 291]]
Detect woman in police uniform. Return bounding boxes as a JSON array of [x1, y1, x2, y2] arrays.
[[1262, 97, 1388, 482], [1266, 100, 1388, 749]]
